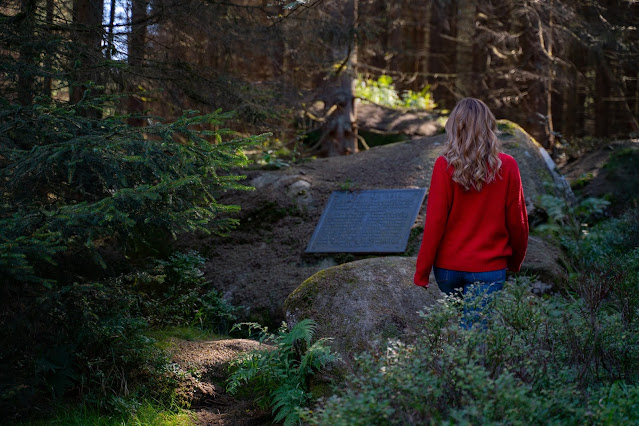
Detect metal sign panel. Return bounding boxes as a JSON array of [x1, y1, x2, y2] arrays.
[[306, 188, 427, 253]]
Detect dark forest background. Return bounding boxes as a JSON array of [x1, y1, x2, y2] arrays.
[[4, 0, 639, 153], [2, 0, 639, 423]]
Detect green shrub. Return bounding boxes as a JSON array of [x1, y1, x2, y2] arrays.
[[118, 250, 239, 331], [227, 319, 337, 426], [1, 282, 169, 418], [0, 96, 260, 419], [535, 194, 610, 241], [303, 205, 639, 424], [303, 272, 639, 424]]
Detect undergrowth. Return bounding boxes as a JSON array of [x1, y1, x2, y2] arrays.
[[302, 208, 639, 424], [355, 75, 437, 111], [1, 250, 239, 421], [19, 400, 196, 426], [227, 319, 337, 426]]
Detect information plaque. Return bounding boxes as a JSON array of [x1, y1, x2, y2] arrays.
[[305, 188, 427, 253]]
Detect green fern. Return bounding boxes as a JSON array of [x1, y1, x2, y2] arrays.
[[227, 319, 337, 425]]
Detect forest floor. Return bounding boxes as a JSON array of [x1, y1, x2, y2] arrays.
[[167, 338, 272, 425]]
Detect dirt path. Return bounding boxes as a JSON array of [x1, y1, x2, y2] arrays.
[[168, 338, 273, 425]]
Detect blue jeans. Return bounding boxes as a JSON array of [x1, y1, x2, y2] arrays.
[[434, 267, 506, 329]]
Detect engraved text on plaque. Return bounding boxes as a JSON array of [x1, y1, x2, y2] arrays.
[[305, 188, 427, 253]]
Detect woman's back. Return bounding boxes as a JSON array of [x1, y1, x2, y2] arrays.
[[426, 153, 527, 274], [413, 97, 528, 288]]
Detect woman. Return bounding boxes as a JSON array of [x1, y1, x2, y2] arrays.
[[414, 98, 528, 306]]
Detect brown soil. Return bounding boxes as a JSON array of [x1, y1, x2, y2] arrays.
[[180, 134, 447, 324], [167, 338, 273, 425]]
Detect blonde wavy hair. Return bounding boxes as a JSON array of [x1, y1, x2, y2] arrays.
[[442, 97, 502, 191]]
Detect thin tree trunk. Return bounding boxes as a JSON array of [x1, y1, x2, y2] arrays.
[[546, 0, 555, 149], [106, 0, 116, 61], [319, 0, 358, 156], [635, 71, 639, 121], [420, 2, 431, 79], [455, 0, 475, 98], [562, 64, 578, 139], [43, 0, 54, 98], [18, 0, 37, 105], [127, 0, 147, 126]]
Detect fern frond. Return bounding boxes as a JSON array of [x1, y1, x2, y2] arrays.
[[281, 318, 316, 347]]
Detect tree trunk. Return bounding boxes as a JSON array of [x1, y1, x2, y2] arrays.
[[420, 2, 431, 78], [17, 0, 37, 106], [455, 0, 475, 98], [106, 0, 116, 61], [561, 65, 578, 139], [70, 0, 104, 118], [594, 61, 609, 137], [43, 0, 54, 98], [545, 0, 555, 149], [319, 0, 358, 156], [127, 0, 147, 126], [635, 71, 639, 122]]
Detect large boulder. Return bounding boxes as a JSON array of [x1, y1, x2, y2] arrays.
[[284, 256, 441, 361], [497, 121, 573, 209]]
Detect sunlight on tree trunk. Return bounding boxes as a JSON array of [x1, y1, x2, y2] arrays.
[[320, 0, 358, 156]]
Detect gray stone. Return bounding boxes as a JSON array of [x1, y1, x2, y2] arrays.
[[521, 235, 569, 287], [287, 179, 313, 208], [285, 235, 567, 363], [284, 256, 441, 362]]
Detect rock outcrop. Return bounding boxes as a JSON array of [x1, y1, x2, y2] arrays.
[[521, 235, 569, 285], [196, 121, 572, 321]]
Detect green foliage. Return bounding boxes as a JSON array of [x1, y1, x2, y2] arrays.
[[1, 282, 168, 417], [570, 172, 594, 189], [261, 149, 291, 169], [2, 248, 240, 419], [562, 208, 639, 266], [227, 319, 337, 426], [535, 194, 610, 240], [0, 99, 267, 285], [19, 400, 196, 425], [303, 210, 639, 424], [603, 147, 639, 209], [0, 85, 259, 419], [355, 75, 437, 111], [118, 250, 239, 331]]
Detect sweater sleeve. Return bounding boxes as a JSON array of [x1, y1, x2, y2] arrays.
[[505, 161, 529, 272], [414, 157, 452, 286]]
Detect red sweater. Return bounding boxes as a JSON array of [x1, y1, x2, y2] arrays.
[[414, 153, 529, 287]]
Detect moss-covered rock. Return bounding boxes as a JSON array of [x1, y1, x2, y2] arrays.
[[284, 257, 441, 362], [498, 120, 572, 207]]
